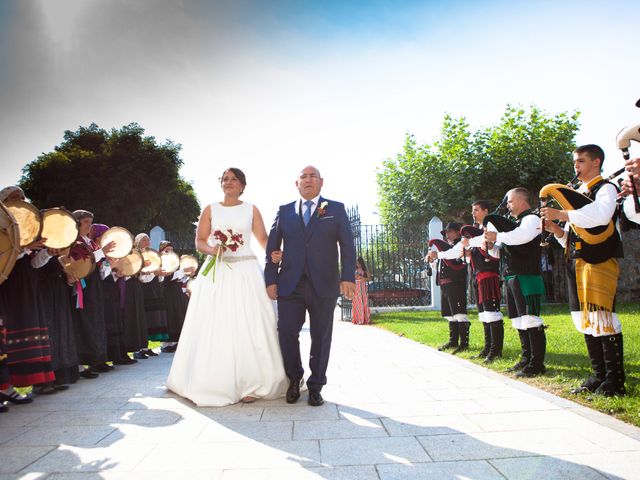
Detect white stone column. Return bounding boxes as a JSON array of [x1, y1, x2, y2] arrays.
[[428, 216, 443, 310], [150, 226, 165, 250]]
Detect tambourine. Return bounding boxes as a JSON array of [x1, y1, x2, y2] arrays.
[[60, 242, 96, 279], [179, 254, 198, 276], [100, 227, 134, 259], [3, 199, 42, 247], [40, 208, 79, 249], [0, 201, 20, 285], [114, 250, 143, 276], [160, 251, 180, 273], [140, 248, 161, 273], [4, 200, 78, 250]]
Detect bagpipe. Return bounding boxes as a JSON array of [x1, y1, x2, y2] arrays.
[[428, 238, 466, 270], [460, 224, 498, 263], [539, 180, 615, 247]]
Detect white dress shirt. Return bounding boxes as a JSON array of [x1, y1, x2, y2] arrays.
[[296, 195, 321, 218], [495, 214, 540, 246]]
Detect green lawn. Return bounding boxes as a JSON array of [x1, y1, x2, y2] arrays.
[[372, 303, 640, 427]]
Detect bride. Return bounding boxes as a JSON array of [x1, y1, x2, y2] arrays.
[[167, 167, 287, 406]]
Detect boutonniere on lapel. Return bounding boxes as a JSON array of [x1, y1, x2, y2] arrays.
[[317, 201, 329, 217]]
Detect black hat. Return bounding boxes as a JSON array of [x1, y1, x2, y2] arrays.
[[440, 222, 462, 236]]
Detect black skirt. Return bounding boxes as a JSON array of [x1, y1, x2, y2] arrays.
[[0, 298, 9, 389], [0, 255, 55, 387], [102, 274, 125, 361], [164, 279, 188, 342], [142, 277, 168, 341], [122, 277, 147, 352], [71, 267, 108, 365], [38, 257, 79, 384]]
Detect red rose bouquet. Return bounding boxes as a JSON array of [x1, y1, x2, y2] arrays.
[[201, 227, 244, 281]]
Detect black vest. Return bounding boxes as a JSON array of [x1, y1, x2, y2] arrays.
[[569, 179, 624, 264], [470, 247, 500, 274], [502, 210, 542, 276], [437, 239, 467, 285]]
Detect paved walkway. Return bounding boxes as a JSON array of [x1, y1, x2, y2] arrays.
[[3, 315, 640, 480]]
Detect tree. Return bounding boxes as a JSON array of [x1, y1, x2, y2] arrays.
[[19, 123, 200, 236], [377, 105, 580, 226]]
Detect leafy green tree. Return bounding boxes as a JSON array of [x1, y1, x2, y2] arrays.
[[19, 123, 200, 236], [377, 105, 579, 225]]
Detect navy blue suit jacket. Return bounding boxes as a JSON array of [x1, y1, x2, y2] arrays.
[[265, 197, 356, 298]]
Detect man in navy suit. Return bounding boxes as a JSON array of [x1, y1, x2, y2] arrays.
[[265, 166, 356, 406]]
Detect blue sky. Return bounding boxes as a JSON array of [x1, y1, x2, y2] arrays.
[[1, 0, 638, 227]]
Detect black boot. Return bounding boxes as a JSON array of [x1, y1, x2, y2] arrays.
[[484, 320, 504, 363], [472, 322, 491, 359], [517, 326, 546, 377], [506, 329, 531, 372], [452, 322, 470, 354], [438, 321, 459, 351], [594, 333, 626, 397], [570, 334, 605, 394]]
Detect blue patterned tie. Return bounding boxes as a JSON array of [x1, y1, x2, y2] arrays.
[[303, 200, 313, 226]]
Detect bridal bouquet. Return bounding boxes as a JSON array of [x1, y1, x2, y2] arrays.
[[201, 228, 244, 281]]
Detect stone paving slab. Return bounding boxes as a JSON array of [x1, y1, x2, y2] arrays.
[[1, 314, 640, 479]]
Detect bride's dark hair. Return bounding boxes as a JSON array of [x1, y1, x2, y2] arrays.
[[220, 167, 247, 195]]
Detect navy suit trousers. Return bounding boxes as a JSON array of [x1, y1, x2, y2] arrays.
[[277, 275, 337, 391]]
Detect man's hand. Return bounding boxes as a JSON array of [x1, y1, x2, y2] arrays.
[[625, 157, 640, 177], [540, 207, 568, 222], [270, 250, 283, 264], [484, 231, 497, 243], [544, 219, 564, 237], [340, 281, 356, 300], [460, 237, 470, 248], [266, 284, 277, 300], [426, 251, 437, 263]]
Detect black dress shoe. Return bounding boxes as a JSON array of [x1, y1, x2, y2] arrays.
[[79, 369, 99, 379], [142, 348, 158, 357], [161, 345, 177, 353], [308, 389, 324, 407], [133, 351, 148, 360], [91, 363, 114, 372], [33, 384, 58, 395], [0, 390, 34, 404], [113, 356, 137, 365], [286, 379, 302, 404]]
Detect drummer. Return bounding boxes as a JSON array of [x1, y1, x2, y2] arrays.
[[0, 186, 54, 403], [90, 224, 134, 366], [134, 233, 168, 359], [70, 210, 116, 378], [158, 241, 193, 353]]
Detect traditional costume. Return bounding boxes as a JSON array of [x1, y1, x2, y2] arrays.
[[555, 176, 625, 396], [32, 250, 79, 386], [432, 223, 470, 353], [490, 210, 546, 377], [464, 226, 504, 362]]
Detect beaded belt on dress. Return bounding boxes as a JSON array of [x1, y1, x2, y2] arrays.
[[222, 255, 256, 263]]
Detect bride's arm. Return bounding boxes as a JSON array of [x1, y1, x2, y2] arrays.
[[195, 205, 217, 256], [252, 205, 269, 250]]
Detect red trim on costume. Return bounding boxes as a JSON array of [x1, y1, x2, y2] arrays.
[[477, 272, 501, 304]]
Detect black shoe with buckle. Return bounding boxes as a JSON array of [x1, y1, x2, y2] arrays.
[[286, 378, 302, 404], [79, 369, 99, 379], [0, 390, 34, 404], [307, 389, 324, 407]]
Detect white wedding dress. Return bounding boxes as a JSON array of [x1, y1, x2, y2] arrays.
[[166, 202, 288, 406]]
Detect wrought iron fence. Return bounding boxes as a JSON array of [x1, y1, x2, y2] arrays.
[[341, 206, 432, 320]]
